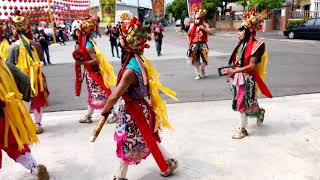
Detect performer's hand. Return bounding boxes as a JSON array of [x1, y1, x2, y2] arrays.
[[198, 25, 204, 30], [101, 108, 112, 118], [75, 60, 83, 65]]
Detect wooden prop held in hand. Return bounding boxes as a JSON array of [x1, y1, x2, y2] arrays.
[[89, 114, 109, 142]]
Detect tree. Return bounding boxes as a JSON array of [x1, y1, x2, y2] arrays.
[[166, 0, 188, 20], [249, 0, 283, 12], [202, 0, 221, 20]]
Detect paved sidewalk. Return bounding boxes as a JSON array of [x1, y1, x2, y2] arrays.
[[1, 94, 320, 180]]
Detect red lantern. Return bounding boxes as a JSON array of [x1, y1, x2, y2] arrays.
[[9, 6, 13, 10], [24, 6, 28, 10], [3, 5, 7, 10]]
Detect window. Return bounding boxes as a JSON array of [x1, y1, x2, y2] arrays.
[[315, 19, 320, 26], [304, 19, 316, 26]]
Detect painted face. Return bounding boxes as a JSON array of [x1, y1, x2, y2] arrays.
[[238, 30, 245, 40], [195, 14, 201, 25]]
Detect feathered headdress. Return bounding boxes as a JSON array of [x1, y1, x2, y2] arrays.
[[120, 16, 152, 54], [241, 8, 269, 32]]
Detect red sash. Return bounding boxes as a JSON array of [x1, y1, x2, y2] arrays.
[[78, 35, 111, 96], [117, 55, 169, 173], [243, 36, 272, 98]]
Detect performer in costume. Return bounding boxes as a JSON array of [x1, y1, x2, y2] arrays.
[[0, 59, 49, 180], [6, 10, 49, 134], [100, 17, 178, 180], [0, 22, 10, 61], [223, 8, 272, 139], [188, 7, 213, 80], [73, 17, 118, 123]]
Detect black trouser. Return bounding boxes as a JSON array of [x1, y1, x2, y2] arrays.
[[111, 41, 119, 57], [155, 38, 162, 55], [42, 46, 51, 65]]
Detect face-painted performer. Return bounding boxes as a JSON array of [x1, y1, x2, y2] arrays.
[[100, 17, 179, 180], [5, 10, 49, 134], [223, 8, 272, 139], [188, 7, 213, 80], [72, 16, 118, 124], [0, 57, 49, 180]]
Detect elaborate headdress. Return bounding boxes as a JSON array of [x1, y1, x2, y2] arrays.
[[80, 15, 97, 34], [120, 16, 151, 54], [193, 7, 207, 25], [241, 8, 269, 32], [11, 10, 29, 32]]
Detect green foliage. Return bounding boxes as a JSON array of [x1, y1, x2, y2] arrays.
[[166, 0, 222, 20], [202, 0, 221, 19], [249, 0, 283, 12], [286, 19, 308, 29], [166, 0, 188, 20]]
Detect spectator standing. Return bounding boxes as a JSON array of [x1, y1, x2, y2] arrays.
[[109, 26, 120, 58], [58, 27, 66, 45], [152, 22, 164, 56], [39, 29, 51, 65]]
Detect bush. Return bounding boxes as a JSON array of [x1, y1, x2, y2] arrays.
[[286, 19, 307, 29]]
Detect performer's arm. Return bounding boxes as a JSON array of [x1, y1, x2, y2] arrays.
[[225, 56, 257, 75], [101, 69, 137, 115], [200, 25, 213, 35], [83, 47, 99, 65]]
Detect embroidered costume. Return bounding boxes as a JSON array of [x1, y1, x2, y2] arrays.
[[226, 8, 272, 139], [188, 7, 212, 80], [72, 16, 117, 123], [101, 17, 178, 180]]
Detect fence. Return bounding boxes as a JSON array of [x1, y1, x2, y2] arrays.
[[289, 10, 320, 19]]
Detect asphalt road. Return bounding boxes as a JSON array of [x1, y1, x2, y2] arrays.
[[43, 29, 320, 112]]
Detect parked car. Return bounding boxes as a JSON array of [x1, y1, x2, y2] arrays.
[[284, 18, 320, 39], [175, 19, 181, 27]]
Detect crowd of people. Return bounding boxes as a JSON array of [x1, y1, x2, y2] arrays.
[[0, 7, 272, 180]]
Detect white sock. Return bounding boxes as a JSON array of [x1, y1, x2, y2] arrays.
[[33, 108, 43, 127], [116, 160, 129, 178], [240, 112, 248, 129], [87, 106, 94, 118], [157, 142, 171, 161], [16, 153, 37, 172]]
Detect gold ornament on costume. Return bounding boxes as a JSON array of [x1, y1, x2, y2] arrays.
[[241, 8, 269, 32], [12, 10, 28, 32]]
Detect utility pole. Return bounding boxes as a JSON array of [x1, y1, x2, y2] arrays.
[[48, 0, 57, 44]]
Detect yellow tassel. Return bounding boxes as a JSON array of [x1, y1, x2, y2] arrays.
[[254, 51, 268, 95], [0, 60, 39, 150], [16, 35, 44, 96], [91, 41, 117, 88], [0, 39, 10, 61], [141, 56, 178, 132]]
